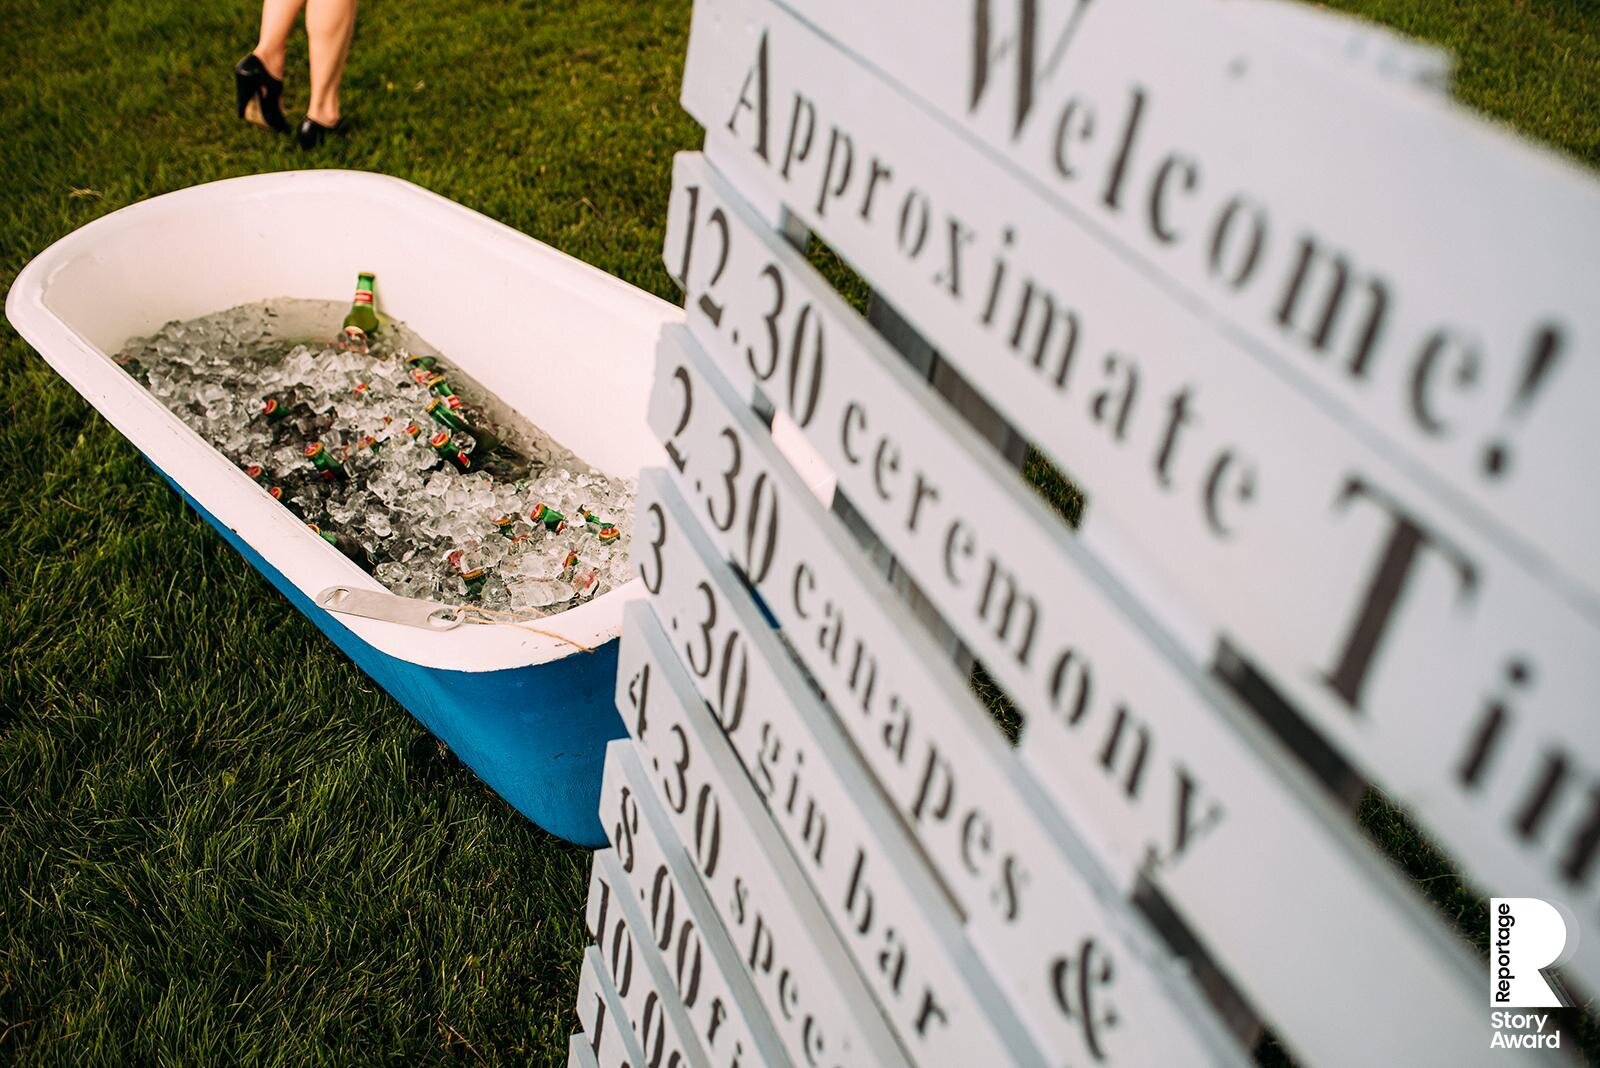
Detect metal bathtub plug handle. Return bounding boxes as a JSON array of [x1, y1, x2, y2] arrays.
[[316, 585, 466, 631]]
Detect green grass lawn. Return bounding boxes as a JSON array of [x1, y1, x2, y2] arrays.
[[2, 0, 1597, 1063]]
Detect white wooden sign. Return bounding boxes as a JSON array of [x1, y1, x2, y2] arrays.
[[586, 849, 708, 1068], [610, 611, 914, 1068], [567, 1, 1600, 1063], [1225, 0, 1453, 91], [676, 0, 1600, 992], [646, 319, 1497, 1062], [598, 742, 794, 1068], [634, 463, 1244, 1064]]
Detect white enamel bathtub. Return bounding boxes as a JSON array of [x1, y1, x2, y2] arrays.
[[7, 170, 682, 844]]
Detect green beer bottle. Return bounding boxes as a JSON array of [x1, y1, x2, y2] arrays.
[[558, 549, 580, 580], [404, 353, 439, 372], [447, 549, 488, 595], [425, 396, 472, 433], [261, 394, 294, 422], [342, 272, 380, 343], [412, 370, 456, 398], [304, 441, 347, 480], [578, 506, 621, 543], [310, 523, 374, 571], [424, 398, 504, 457], [530, 503, 566, 533], [430, 431, 473, 473], [261, 391, 318, 428]]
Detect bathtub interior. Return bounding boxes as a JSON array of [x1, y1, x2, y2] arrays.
[[11, 170, 679, 672]]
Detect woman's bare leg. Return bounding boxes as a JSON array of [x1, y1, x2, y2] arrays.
[[305, 0, 357, 125], [252, 0, 306, 80]]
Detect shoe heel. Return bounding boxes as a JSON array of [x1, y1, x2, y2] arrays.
[[235, 66, 255, 121], [234, 54, 289, 133], [296, 116, 344, 150], [241, 93, 266, 129]]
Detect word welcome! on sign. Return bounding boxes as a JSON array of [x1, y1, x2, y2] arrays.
[[569, 0, 1600, 1064]]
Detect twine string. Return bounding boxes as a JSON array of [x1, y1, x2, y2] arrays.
[[459, 605, 595, 653]]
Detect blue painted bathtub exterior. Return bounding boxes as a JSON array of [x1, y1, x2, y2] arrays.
[[157, 467, 624, 847]]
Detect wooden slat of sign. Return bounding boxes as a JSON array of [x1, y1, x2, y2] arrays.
[[609, 627, 915, 1068], [598, 742, 795, 1068], [647, 323, 1498, 1063], [585, 851, 708, 1068], [634, 467, 1240, 1065], [1224, 0, 1453, 93], [713, 0, 1600, 607], [701, 135, 790, 235], [578, 945, 649, 1068], [675, 4, 1600, 978], [569, 1033, 600, 1068]]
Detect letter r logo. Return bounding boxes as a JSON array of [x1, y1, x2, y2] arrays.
[[1490, 897, 1573, 1007]]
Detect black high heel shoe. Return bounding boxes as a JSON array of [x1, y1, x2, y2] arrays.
[[296, 116, 346, 150], [235, 54, 289, 133]]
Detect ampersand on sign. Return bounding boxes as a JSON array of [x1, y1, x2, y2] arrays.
[[1052, 937, 1120, 1062]]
